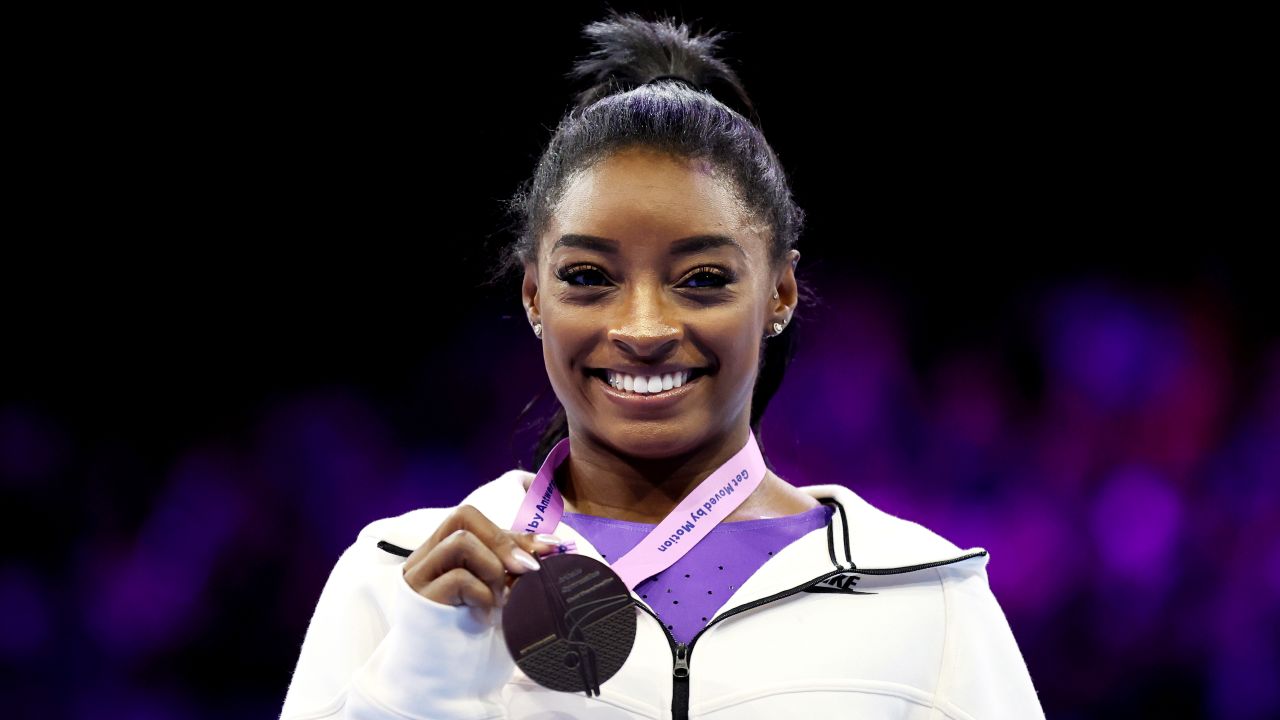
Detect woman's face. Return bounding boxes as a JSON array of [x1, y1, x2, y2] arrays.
[[523, 147, 798, 459]]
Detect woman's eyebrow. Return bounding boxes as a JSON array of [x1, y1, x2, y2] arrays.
[[552, 233, 745, 257]]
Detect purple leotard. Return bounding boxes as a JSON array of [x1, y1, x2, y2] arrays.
[[560, 503, 834, 645]]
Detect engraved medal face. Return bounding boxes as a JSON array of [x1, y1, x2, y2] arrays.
[[501, 553, 637, 696]]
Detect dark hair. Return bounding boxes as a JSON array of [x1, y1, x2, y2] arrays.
[[492, 10, 810, 470]]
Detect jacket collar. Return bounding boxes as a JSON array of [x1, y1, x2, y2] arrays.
[[444, 470, 989, 612]]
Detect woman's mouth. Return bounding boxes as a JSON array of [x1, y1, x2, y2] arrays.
[[586, 367, 709, 406]]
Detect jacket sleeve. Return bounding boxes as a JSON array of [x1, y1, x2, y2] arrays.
[[279, 522, 517, 720], [931, 562, 1047, 720]]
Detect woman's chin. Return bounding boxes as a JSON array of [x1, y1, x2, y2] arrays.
[[595, 424, 709, 460]]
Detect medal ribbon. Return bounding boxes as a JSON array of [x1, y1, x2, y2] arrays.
[[510, 432, 766, 589]]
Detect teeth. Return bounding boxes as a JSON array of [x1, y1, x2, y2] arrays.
[[606, 370, 692, 394]]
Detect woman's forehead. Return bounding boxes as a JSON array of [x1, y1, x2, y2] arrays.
[[545, 150, 763, 261], [565, 148, 732, 207]]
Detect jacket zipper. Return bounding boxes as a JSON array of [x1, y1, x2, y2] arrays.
[[634, 549, 988, 720]]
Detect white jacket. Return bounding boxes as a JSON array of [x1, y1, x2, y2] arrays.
[[280, 469, 1047, 720]]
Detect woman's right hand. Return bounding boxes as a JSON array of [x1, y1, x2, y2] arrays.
[[404, 504, 565, 611]]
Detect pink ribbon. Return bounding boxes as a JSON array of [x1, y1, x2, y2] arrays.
[[511, 433, 766, 589]]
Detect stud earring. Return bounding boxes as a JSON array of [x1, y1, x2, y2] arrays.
[[772, 290, 779, 299], [533, 323, 542, 339], [773, 321, 784, 335]]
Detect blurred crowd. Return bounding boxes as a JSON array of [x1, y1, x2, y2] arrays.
[[2, 271, 1276, 719]]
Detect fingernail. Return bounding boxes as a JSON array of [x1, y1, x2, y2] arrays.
[[537, 540, 577, 557], [535, 534, 563, 544], [512, 547, 541, 571]]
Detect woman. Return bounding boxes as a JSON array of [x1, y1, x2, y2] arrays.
[[280, 11, 1045, 719]]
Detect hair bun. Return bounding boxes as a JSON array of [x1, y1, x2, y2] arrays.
[[643, 74, 703, 92], [568, 10, 759, 126]]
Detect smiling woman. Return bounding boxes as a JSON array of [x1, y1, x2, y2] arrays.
[[518, 146, 810, 521], [280, 9, 1046, 720]]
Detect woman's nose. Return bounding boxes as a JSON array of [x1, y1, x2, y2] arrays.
[[607, 285, 682, 356]]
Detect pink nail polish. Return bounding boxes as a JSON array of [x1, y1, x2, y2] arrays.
[[537, 540, 577, 557], [512, 547, 541, 571]]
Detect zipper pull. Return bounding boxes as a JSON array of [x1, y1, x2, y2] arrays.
[[673, 643, 690, 678]]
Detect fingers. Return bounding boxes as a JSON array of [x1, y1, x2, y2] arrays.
[[418, 506, 558, 575], [407, 528, 511, 607], [429, 567, 500, 609], [529, 533, 578, 559], [405, 504, 572, 610], [421, 505, 499, 552]]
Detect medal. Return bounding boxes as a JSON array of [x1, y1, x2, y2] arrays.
[[502, 432, 766, 696], [501, 554, 635, 694]]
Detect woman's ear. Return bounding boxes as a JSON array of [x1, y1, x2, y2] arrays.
[[522, 262, 540, 326], [773, 249, 800, 314]]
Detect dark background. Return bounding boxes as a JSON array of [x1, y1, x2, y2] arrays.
[[3, 3, 1274, 719]]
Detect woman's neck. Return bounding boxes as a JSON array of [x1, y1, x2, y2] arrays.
[[551, 426, 817, 523]]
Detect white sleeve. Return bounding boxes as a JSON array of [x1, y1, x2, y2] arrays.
[[279, 528, 517, 720], [931, 563, 1047, 720]]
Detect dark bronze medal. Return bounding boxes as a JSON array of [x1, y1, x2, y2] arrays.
[[501, 553, 637, 696]]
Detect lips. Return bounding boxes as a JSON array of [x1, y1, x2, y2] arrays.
[[586, 367, 709, 405], [586, 366, 711, 389]]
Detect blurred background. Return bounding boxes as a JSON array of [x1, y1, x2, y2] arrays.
[[3, 3, 1273, 719]]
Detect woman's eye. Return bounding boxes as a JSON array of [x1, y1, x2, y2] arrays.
[[557, 266, 608, 287], [556, 265, 732, 290], [682, 270, 731, 289]]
